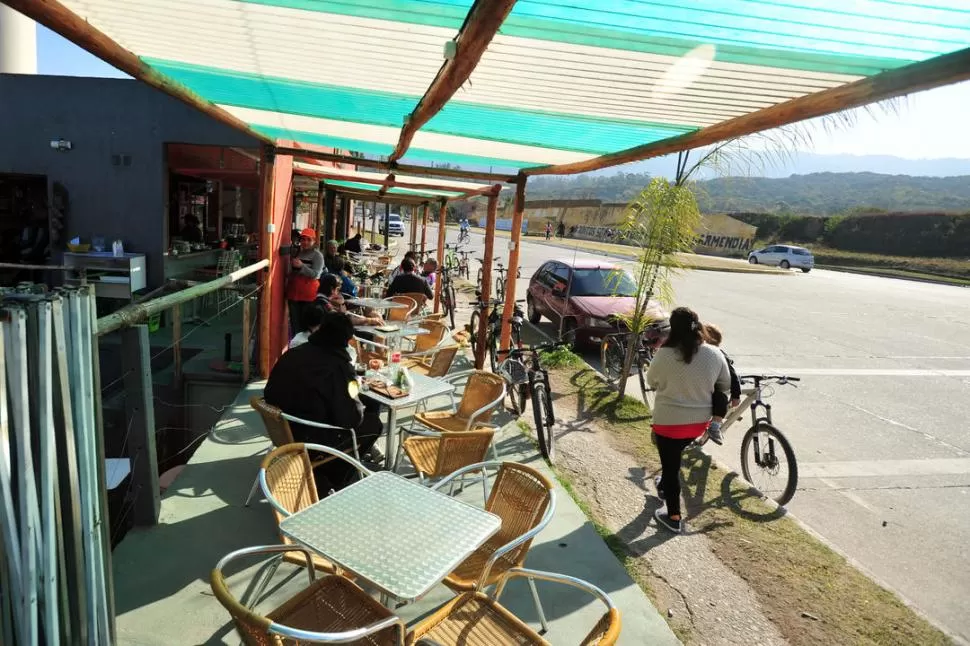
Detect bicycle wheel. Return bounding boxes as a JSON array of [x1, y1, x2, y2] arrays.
[[601, 335, 626, 383], [740, 423, 798, 506], [445, 254, 457, 271], [532, 377, 555, 462], [488, 329, 500, 373], [469, 310, 481, 355], [495, 277, 505, 301], [511, 322, 522, 347], [507, 381, 527, 416], [447, 285, 457, 329]]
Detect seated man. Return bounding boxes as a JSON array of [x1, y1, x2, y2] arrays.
[[264, 311, 382, 495], [388, 251, 417, 283], [288, 302, 327, 350], [420, 259, 438, 290], [385, 258, 433, 299]]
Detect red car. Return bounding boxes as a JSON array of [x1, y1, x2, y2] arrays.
[[526, 259, 668, 347]]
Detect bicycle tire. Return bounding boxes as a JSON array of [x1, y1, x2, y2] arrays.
[[445, 254, 457, 271], [469, 310, 481, 355], [447, 285, 457, 329], [740, 422, 798, 506], [511, 322, 522, 347], [488, 328, 500, 374], [496, 277, 505, 302], [532, 379, 555, 462], [477, 268, 483, 285], [507, 381, 527, 416], [601, 335, 625, 383]]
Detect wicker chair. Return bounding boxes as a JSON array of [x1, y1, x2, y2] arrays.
[[211, 544, 405, 646], [412, 370, 505, 436], [431, 461, 557, 633], [352, 336, 390, 364], [401, 430, 495, 503], [385, 295, 417, 322], [401, 320, 448, 360], [407, 568, 621, 646], [404, 344, 458, 378], [400, 291, 429, 312]]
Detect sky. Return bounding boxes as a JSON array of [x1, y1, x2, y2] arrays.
[[34, 25, 970, 161]]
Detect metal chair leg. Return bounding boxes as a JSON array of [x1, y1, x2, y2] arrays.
[[528, 577, 549, 634], [248, 554, 283, 609], [244, 475, 260, 507], [480, 469, 489, 504]]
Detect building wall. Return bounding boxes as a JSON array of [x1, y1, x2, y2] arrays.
[[0, 74, 259, 286]]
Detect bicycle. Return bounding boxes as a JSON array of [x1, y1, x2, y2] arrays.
[[437, 265, 458, 330], [456, 249, 472, 280], [458, 228, 470, 244], [600, 318, 670, 398], [475, 258, 521, 302], [496, 342, 568, 463], [692, 375, 801, 506], [468, 292, 524, 373], [443, 243, 461, 273]]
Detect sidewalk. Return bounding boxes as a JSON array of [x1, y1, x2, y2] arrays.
[[111, 377, 679, 645]]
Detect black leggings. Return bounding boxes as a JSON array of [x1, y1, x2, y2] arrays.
[[655, 434, 694, 518]]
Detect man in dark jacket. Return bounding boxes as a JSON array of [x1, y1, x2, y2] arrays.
[[264, 312, 381, 494], [385, 258, 433, 299], [344, 232, 364, 254]]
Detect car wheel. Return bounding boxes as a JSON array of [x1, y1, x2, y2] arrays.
[[801, 267, 811, 273], [561, 318, 578, 349], [749, 256, 758, 264], [527, 295, 541, 324], [780, 260, 790, 270]]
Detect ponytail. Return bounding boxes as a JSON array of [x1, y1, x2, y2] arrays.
[[662, 306, 703, 363]]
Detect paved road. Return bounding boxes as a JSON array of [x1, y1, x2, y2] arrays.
[[406, 224, 970, 641]]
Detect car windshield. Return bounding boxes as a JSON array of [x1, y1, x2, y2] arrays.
[[569, 268, 637, 297]]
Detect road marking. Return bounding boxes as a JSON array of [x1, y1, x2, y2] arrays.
[[742, 368, 970, 377], [802, 458, 970, 479]]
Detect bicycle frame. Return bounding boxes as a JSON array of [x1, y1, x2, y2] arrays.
[[720, 383, 772, 436]]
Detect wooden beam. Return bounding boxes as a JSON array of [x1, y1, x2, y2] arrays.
[[377, 173, 395, 198], [258, 144, 275, 378], [388, 0, 518, 163], [450, 184, 502, 201], [7, 0, 272, 147], [499, 176, 526, 352], [523, 47, 970, 177], [315, 181, 325, 233], [420, 205, 429, 257], [332, 187, 428, 206], [277, 145, 517, 183], [295, 166, 484, 195], [475, 193, 499, 369], [434, 201, 447, 313]]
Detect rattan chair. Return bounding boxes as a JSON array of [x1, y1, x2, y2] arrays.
[[400, 291, 429, 312], [412, 370, 505, 436], [244, 399, 362, 507], [385, 295, 417, 322], [211, 544, 405, 646], [401, 320, 448, 360], [431, 461, 557, 633], [404, 344, 458, 378], [352, 336, 390, 364], [401, 430, 495, 503], [407, 568, 621, 646]]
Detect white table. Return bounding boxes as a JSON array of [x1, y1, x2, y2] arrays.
[[279, 471, 500, 602], [347, 298, 409, 311], [361, 372, 455, 470]]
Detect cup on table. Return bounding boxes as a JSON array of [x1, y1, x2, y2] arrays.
[[368, 359, 384, 371]]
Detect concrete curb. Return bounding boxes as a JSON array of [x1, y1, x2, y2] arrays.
[[816, 264, 970, 288]]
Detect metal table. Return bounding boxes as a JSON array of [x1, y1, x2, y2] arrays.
[[347, 298, 409, 311], [279, 471, 500, 602], [361, 372, 455, 470]]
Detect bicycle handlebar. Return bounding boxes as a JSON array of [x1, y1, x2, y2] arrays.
[[739, 375, 801, 386]]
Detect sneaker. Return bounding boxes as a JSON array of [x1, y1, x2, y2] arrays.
[[654, 474, 664, 501], [707, 421, 724, 445], [654, 508, 682, 534]]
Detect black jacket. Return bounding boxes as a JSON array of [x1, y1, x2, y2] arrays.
[[719, 348, 742, 401], [264, 335, 364, 440], [386, 272, 433, 299], [344, 235, 363, 253]]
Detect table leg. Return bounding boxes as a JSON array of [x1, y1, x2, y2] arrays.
[[386, 407, 399, 471]]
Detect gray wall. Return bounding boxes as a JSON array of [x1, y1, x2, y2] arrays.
[[0, 74, 259, 286]]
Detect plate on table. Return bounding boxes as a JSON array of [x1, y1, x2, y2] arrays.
[[376, 325, 400, 333]]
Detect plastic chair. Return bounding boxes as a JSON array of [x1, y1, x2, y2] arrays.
[[211, 544, 405, 646], [432, 461, 557, 633], [407, 568, 621, 645], [401, 429, 495, 503], [404, 344, 459, 378]]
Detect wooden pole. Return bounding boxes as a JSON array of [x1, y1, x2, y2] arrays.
[[434, 200, 447, 313], [327, 189, 337, 241], [388, 0, 517, 162], [121, 325, 160, 526], [371, 201, 378, 242], [420, 204, 429, 257], [499, 177, 526, 352], [241, 296, 251, 383], [410, 205, 419, 252], [6, 0, 272, 147], [523, 47, 970, 177], [315, 181, 325, 233], [383, 203, 390, 249], [294, 166, 492, 193], [475, 191, 499, 369], [258, 145, 275, 377]]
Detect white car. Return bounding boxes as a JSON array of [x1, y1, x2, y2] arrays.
[[379, 213, 405, 236], [748, 244, 814, 272]]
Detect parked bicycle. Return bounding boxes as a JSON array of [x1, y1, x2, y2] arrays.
[[468, 291, 524, 373], [438, 265, 458, 329], [599, 318, 671, 397], [443, 243, 462, 273], [456, 249, 472, 280], [475, 258, 521, 302], [496, 341, 568, 463], [692, 375, 801, 505]]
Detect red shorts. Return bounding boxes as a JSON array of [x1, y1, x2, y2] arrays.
[[652, 421, 709, 440]]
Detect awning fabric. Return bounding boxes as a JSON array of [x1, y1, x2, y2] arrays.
[[59, 0, 970, 171]]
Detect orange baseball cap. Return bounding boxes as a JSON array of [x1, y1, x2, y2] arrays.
[[299, 228, 316, 240]]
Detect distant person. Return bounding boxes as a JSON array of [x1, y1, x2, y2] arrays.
[[344, 232, 364, 254], [324, 239, 345, 274], [545, 222, 552, 240], [421, 258, 438, 289], [389, 250, 417, 283], [701, 323, 742, 445], [288, 302, 327, 350], [286, 229, 324, 337], [386, 258, 433, 299], [178, 213, 203, 243], [646, 307, 730, 534], [556, 222, 565, 238]]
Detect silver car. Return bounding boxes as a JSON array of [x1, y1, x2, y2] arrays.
[[379, 213, 406, 236], [748, 244, 814, 272]]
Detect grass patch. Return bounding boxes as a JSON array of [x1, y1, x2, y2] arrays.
[[539, 346, 584, 369], [809, 245, 970, 283], [548, 367, 952, 646]]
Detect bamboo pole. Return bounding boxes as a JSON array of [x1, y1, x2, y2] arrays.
[[499, 176, 526, 352], [475, 192, 499, 369], [434, 200, 447, 313], [388, 0, 517, 162], [258, 144, 275, 377], [6, 0, 272, 147], [523, 47, 970, 177], [420, 204, 429, 257]]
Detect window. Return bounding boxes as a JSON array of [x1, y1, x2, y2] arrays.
[[792, 248, 811, 256], [569, 268, 637, 297]]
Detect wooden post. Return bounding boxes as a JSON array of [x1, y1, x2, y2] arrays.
[[258, 143, 275, 378], [434, 200, 447, 313], [420, 204, 429, 257], [315, 181, 325, 232], [172, 302, 182, 385], [371, 201, 378, 241], [409, 205, 419, 251], [121, 325, 160, 526], [241, 296, 251, 383], [499, 177, 526, 352], [325, 188, 337, 242], [475, 190, 499, 369], [383, 203, 390, 249]]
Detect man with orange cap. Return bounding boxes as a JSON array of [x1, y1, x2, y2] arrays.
[[286, 228, 324, 336]]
